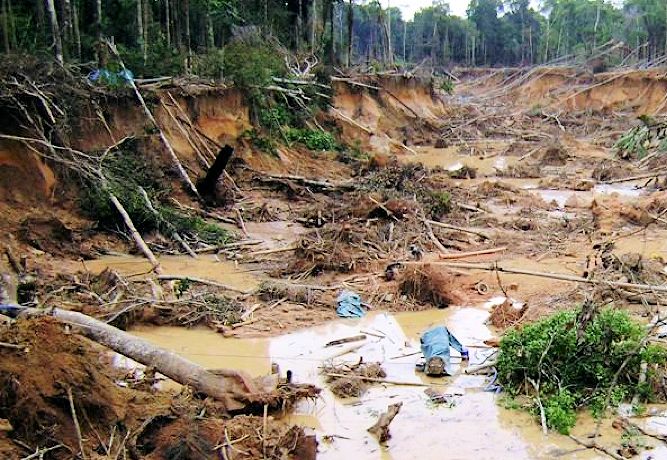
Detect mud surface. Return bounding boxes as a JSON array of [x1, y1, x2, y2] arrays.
[[2, 69, 667, 458]]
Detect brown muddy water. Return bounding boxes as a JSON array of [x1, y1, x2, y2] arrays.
[[119, 303, 667, 460]]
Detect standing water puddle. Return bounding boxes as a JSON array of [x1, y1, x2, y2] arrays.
[[126, 300, 664, 459]]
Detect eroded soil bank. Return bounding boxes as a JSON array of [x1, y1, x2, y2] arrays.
[[2, 67, 667, 459]]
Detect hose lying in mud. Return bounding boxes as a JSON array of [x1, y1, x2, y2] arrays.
[[8, 306, 259, 411]]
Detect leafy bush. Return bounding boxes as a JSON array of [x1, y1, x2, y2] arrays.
[[223, 41, 286, 90], [497, 308, 667, 434], [285, 128, 338, 151], [615, 116, 667, 160]]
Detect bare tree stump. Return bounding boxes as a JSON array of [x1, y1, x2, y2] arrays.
[[197, 145, 234, 200]]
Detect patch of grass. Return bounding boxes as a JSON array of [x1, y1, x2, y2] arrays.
[[241, 129, 278, 156], [497, 307, 667, 434]]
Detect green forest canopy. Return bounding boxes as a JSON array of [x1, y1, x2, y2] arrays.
[[1, 0, 666, 76]]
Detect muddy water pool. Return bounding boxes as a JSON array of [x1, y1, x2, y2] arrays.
[[126, 302, 666, 459]]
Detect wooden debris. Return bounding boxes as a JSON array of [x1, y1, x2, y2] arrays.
[[155, 275, 253, 294], [108, 192, 162, 274], [367, 402, 403, 443], [325, 335, 367, 347]]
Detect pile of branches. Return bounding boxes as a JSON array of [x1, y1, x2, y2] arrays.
[[321, 361, 386, 398], [42, 269, 244, 330], [590, 251, 667, 305]]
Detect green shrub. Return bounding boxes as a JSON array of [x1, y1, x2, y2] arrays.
[[80, 147, 229, 246], [222, 41, 286, 90], [440, 78, 455, 95], [497, 307, 667, 434], [285, 128, 338, 151]]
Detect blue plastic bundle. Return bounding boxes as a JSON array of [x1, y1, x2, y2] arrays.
[[335, 290, 365, 318]]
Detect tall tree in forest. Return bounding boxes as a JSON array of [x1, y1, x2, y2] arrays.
[[467, 0, 502, 65], [46, 0, 64, 63], [346, 0, 353, 66]]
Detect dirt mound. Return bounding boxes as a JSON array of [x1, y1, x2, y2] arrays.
[[0, 317, 146, 455], [537, 143, 570, 166], [136, 414, 314, 460], [399, 265, 466, 308], [18, 216, 79, 257], [488, 299, 528, 328]]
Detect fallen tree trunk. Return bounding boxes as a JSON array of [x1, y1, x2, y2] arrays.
[[106, 41, 201, 199], [197, 145, 234, 199], [429, 261, 667, 293], [21, 307, 257, 410], [108, 192, 162, 274]]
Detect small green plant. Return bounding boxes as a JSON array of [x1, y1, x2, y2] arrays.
[[241, 129, 278, 156], [440, 78, 455, 95], [285, 128, 338, 151], [174, 278, 192, 298], [497, 307, 667, 434], [429, 190, 452, 217]]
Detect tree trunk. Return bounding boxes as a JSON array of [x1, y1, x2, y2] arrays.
[[22, 307, 258, 410], [311, 0, 317, 52], [296, 0, 302, 50], [184, 0, 191, 72], [142, 0, 149, 66], [136, 0, 143, 56], [72, 0, 81, 58], [592, 0, 601, 51], [328, 0, 334, 64], [108, 192, 162, 274], [95, 0, 103, 66], [45, 0, 64, 64], [346, 0, 352, 67], [2, 0, 9, 53], [165, 0, 171, 47], [206, 3, 214, 49], [196, 145, 234, 200], [107, 41, 201, 199], [386, 0, 392, 64], [63, 0, 73, 46]]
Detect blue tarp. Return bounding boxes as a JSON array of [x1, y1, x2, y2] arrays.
[[0, 304, 23, 318], [419, 326, 466, 375], [336, 290, 365, 318], [88, 68, 134, 86]]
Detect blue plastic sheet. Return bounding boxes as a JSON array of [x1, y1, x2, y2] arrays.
[[0, 304, 23, 318], [88, 68, 134, 86], [335, 290, 365, 318], [420, 326, 466, 375]]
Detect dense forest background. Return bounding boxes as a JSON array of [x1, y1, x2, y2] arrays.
[[1, 0, 666, 76]]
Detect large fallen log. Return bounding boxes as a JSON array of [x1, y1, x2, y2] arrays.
[[427, 261, 667, 293], [20, 307, 257, 410]]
